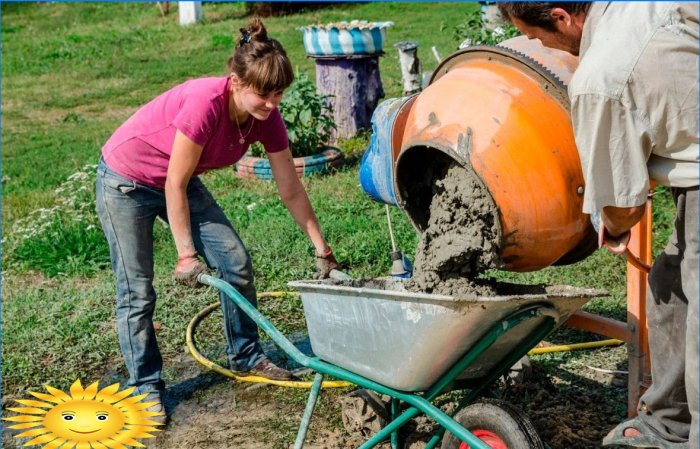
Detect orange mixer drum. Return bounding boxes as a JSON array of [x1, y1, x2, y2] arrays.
[[394, 36, 596, 271]]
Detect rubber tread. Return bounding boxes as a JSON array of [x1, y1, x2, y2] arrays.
[[441, 398, 545, 449]]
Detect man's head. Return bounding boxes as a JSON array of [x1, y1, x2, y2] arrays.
[[498, 3, 591, 55]]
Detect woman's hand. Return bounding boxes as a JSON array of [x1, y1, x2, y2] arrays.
[[174, 252, 208, 287], [315, 247, 340, 279]]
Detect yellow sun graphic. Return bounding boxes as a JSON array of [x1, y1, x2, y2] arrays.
[[3, 379, 163, 449]]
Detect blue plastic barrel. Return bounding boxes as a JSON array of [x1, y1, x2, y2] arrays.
[[359, 97, 412, 206]]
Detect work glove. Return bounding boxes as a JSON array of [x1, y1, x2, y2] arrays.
[[174, 252, 208, 288], [315, 247, 339, 280]]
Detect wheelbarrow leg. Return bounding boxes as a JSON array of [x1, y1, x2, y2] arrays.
[[359, 400, 491, 449], [294, 372, 324, 449], [424, 429, 445, 449], [391, 398, 400, 449]]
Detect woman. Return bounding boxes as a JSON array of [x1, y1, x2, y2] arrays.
[[96, 18, 338, 418]]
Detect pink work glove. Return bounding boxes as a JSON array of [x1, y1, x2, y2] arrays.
[[315, 247, 339, 280], [174, 252, 208, 287]]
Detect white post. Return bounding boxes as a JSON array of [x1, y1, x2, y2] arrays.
[[395, 41, 421, 96], [178, 1, 202, 26]]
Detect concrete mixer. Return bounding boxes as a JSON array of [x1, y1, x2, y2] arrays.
[[360, 35, 597, 273]]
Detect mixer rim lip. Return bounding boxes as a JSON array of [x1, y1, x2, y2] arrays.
[[429, 44, 570, 109]]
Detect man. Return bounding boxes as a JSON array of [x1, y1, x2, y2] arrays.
[[498, 3, 698, 448]]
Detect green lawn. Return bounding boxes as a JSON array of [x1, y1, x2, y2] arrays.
[[1, 0, 673, 406], [1, 0, 481, 395]]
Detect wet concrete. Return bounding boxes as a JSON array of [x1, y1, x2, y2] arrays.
[[406, 161, 502, 296]]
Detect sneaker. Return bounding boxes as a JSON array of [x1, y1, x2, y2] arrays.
[[144, 391, 168, 426], [233, 357, 296, 381]]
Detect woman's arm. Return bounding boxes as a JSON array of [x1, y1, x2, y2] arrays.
[[166, 131, 208, 286], [165, 130, 204, 256], [268, 149, 331, 256]]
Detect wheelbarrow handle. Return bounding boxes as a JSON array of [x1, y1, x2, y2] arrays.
[[196, 273, 313, 369]]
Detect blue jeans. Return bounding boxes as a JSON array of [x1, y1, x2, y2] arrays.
[[96, 160, 264, 394]]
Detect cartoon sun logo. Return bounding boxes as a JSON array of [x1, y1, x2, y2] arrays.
[[3, 380, 163, 448]]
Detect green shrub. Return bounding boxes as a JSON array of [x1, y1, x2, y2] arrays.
[[454, 8, 520, 46], [3, 164, 110, 277], [250, 72, 336, 158]]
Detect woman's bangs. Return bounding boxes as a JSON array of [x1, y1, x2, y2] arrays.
[[248, 55, 294, 94]]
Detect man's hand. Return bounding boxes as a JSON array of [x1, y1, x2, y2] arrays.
[[590, 210, 630, 253], [598, 227, 631, 254], [590, 211, 650, 273], [315, 248, 339, 280], [174, 253, 208, 287]]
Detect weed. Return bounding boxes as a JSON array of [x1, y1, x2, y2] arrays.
[[3, 164, 110, 277], [453, 8, 520, 47]]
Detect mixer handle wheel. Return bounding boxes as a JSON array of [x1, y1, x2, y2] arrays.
[[441, 399, 545, 449]]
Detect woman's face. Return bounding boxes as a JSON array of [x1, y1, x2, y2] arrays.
[[236, 84, 285, 121]]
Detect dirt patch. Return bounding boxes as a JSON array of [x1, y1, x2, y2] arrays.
[[500, 362, 627, 449], [406, 161, 501, 296], [1, 341, 630, 449]]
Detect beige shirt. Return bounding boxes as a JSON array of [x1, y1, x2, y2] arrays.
[[569, 2, 699, 213]]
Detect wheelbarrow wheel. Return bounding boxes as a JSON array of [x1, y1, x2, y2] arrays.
[[441, 399, 544, 449]]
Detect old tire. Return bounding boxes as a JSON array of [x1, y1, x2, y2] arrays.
[[236, 146, 343, 180], [441, 399, 544, 449], [341, 389, 390, 440]]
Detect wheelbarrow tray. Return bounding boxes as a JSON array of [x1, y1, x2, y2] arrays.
[[288, 278, 605, 392]]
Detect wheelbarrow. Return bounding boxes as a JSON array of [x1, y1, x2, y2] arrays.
[[197, 274, 604, 449]]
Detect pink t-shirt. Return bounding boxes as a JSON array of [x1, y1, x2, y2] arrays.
[[102, 77, 288, 188]]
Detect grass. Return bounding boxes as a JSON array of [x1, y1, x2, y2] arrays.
[[2, 0, 481, 396], [1, 4, 675, 445]]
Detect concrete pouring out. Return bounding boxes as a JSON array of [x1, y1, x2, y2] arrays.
[[405, 160, 502, 296]]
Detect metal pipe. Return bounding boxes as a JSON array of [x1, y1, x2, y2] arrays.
[[294, 373, 324, 449]]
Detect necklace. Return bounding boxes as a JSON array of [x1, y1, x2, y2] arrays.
[[232, 110, 255, 145]]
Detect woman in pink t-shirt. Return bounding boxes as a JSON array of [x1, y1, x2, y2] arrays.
[[96, 19, 338, 418]]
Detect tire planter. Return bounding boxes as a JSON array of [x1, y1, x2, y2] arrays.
[[236, 146, 344, 180], [299, 21, 394, 57]]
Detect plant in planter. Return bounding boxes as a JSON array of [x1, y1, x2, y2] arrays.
[[453, 8, 519, 47], [237, 72, 343, 180]]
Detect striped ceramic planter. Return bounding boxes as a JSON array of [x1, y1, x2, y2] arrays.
[[236, 147, 344, 181], [299, 21, 394, 57]]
